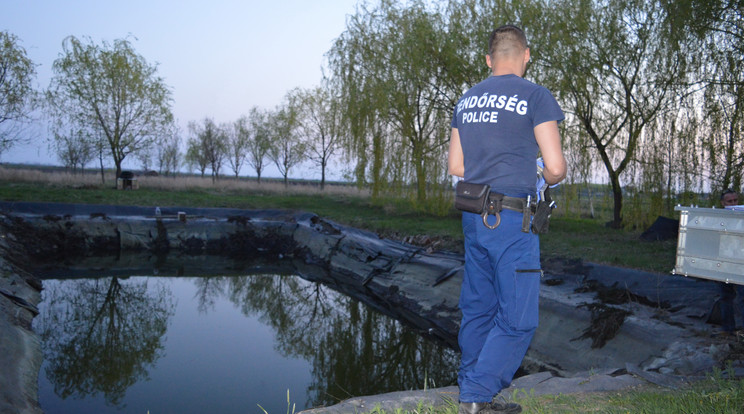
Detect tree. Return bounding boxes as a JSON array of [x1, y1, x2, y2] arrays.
[[186, 117, 226, 182], [52, 126, 95, 173], [535, 0, 693, 227], [184, 136, 209, 177], [245, 106, 271, 184], [291, 85, 343, 190], [156, 124, 181, 176], [136, 145, 154, 172], [328, 0, 456, 202], [50, 113, 109, 181], [214, 273, 458, 408], [703, 41, 744, 194], [668, 0, 744, 194], [226, 115, 251, 178], [0, 31, 37, 156], [47, 36, 173, 179], [267, 104, 305, 187], [36, 277, 174, 406]]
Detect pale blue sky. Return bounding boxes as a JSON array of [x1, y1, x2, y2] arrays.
[[2, 0, 359, 175]]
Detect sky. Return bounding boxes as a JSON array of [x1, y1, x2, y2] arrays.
[[2, 0, 360, 178]]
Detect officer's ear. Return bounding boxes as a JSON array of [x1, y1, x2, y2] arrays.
[[486, 54, 493, 70]]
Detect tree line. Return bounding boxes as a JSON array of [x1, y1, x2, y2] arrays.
[[1, 0, 742, 227], [1, 33, 344, 190]]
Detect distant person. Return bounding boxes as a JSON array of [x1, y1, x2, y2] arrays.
[[717, 189, 743, 335], [721, 188, 739, 208]]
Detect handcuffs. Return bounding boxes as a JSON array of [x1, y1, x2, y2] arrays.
[[478, 158, 557, 233]]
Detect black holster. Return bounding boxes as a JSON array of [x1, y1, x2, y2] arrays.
[[531, 187, 555, 234]]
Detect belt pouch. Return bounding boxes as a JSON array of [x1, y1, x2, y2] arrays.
[[455, 181, 490, 214]]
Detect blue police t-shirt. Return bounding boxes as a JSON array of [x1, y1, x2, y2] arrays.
[[451, 74, 564, 196]]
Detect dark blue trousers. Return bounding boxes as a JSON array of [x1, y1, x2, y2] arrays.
[[458, 210, 541, 403]]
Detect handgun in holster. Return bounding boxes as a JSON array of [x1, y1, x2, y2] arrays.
[[531, 186, 556, 234]]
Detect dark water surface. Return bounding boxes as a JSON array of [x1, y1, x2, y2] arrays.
[[34, 273, 458, 414]]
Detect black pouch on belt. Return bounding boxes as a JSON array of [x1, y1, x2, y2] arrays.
[[454, 181, 490, 214]]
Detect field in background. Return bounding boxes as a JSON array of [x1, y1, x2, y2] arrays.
[[0, 165, 677, 273], [0, 164, 369, 196]]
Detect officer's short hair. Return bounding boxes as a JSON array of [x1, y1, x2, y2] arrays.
[[489, 25, 528, 59]]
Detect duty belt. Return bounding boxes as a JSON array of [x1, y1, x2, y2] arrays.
[[482, 192, 534, 232]]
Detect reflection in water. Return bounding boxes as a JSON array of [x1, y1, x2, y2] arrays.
[[219, 274, 459, 406], [35, 277, 175, 407], [36, 273, 458, 413]]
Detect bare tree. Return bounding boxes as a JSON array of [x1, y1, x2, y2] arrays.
[[226, 116, 250, 178], [290, 85, 343, 190], [136, 146, 154, 173], [53, 126, 94, 173], [156, 124, 181, 177]]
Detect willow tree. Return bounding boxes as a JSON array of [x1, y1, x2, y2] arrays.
[[691, 1, 743, 194], [535, 0, 693, 227], [329, 0, 457, 202], [443, 0, 534, 88], [326, 36, 387, 197], [656, 0, 743, 199], [699, 45, 744, 198], [47, 36, 173, 179], [0, 31, 37, 156]]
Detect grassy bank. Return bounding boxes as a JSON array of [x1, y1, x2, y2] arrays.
[[0, 166, 676, 273], [2, 166, 740, 412], [374, 371, 744, 413], [514, 371, 744, 414]]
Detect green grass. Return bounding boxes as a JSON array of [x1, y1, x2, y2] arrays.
[[1, 167, 738, 413], [0, 170, 677, 273], [512, 373, 744, 413], [278, 374, 744, 414], [541, 217, 678, 273], [352, 371, 744, 413]]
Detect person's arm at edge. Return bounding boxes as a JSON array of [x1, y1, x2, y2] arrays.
[[534, 120, 566, 185], [448, 128, 464, 178]]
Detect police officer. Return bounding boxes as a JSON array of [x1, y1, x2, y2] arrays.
[[448, 25, 567, 414]]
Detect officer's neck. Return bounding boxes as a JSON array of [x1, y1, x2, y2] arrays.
[[491, 64, 524, 77], [489, 56, 527, 77]]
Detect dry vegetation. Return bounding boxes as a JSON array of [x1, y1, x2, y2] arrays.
[[0, 165, 371, 197]]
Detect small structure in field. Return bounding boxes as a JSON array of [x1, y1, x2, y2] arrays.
[[117, 171, 138, 190]]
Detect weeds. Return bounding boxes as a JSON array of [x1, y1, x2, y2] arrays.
[[258, 389, 296, 414]]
